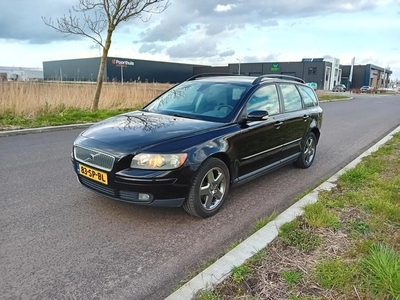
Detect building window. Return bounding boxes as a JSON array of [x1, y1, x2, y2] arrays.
[[308, 67, 317, 75]]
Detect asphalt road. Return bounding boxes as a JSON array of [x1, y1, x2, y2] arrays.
[[1, 94, 399, 300]]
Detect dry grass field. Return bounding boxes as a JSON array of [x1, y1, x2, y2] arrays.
[[0, 81, 173, 116]]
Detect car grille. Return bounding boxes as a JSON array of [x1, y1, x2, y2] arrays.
[[74, 146, 115, 171]]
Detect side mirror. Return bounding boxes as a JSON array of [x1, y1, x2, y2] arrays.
[[246, 110, 269, 121]]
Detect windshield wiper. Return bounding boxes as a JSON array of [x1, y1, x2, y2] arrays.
[[171, 113, 194, 119]]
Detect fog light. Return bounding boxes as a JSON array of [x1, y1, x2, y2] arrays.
[[138, 193, 150, 201]]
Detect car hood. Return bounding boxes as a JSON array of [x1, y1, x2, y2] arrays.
[[80, 111, 223, 153]]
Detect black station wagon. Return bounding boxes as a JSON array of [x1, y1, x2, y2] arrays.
[[71, 74, 323, 218]]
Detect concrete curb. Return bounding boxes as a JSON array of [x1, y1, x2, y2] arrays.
[[166, 124, 400, 300], [0, 123, 93, 137]]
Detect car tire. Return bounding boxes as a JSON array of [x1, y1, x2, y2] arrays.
[[295, 132, 317, 169], [183, 157, 230, 218]]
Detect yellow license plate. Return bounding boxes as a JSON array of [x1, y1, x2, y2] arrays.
[[77, 163, 108, 185]]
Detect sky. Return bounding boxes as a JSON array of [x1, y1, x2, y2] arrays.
[[0, 0, 399, 79]]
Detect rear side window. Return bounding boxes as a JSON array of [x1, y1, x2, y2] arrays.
[[280, 84, 303, 112], [298, 85, 318, 107]]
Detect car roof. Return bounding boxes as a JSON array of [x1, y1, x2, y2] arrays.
[[186, 74, 306, 86], [193, 75, 256, 84]]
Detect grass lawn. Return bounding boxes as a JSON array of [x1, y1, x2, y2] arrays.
[[318, 94, 351, 101], [0, 107, 142, 130]]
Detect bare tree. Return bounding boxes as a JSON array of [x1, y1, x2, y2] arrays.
[[43, 0, 169, 111]]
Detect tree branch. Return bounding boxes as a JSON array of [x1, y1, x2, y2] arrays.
[[42, 0, 170, 111]]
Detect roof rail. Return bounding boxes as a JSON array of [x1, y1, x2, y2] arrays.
[[252, 74, 305, 85], [186, 73, 234, 81]]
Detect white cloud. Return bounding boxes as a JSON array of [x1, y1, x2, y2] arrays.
[[214, 4, 237, 12]]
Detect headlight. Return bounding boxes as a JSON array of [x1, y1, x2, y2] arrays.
[[131, 153, 188, 170]]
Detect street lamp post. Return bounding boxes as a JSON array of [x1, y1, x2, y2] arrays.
[[236, 58, 241, 75]]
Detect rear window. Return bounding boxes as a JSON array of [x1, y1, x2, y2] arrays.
[[298, 85, 318, 107], [280, 84, 303, 112]]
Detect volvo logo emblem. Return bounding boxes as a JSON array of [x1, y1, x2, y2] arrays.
[[86, 153, 97, 161]]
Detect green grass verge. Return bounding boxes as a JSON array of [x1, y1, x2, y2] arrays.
[[362, 244, 400, 298], [282, 269, 303, 289], [0, 106, 144, 130], [279, 219, 322, 252], [318, 94, 350, 101], [252, 210, 279, 233]]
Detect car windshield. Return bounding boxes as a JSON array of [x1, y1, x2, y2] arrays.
[[144, 80, 250, 122]]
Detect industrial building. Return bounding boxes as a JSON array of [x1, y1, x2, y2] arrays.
[[43, 57, 203, 83], [42, 56, 391, 90], [0, 66, 43, 81]]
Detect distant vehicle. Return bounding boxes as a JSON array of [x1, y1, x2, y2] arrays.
[[332, 84, 346, 92], [360, 86, 373, 92]]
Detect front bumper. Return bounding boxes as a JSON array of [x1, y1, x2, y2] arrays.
[[73, 159, 193, 208]]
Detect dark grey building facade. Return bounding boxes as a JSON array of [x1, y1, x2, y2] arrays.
[[194, 58, 341, 90], [43, 57, 204, 83], [43, 56, 391, 90], [340, 64, 392, 89]]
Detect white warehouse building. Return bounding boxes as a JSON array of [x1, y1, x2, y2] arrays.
[[0, 66, 43, 81]]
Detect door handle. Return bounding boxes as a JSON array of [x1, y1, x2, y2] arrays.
[[274, 121, 283, 128], [303, 115, 309, 121]]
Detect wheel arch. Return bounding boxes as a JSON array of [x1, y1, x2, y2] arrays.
[[310, 127, 320, 143], [208, 152, 233, 184], [183, 154, 231, 218]]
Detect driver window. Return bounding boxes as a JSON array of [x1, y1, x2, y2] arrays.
[[246, 85, 280, 115]]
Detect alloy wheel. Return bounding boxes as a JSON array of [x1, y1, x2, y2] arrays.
[[199, 167, 227, 210], [304, 137, 315, 165]]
